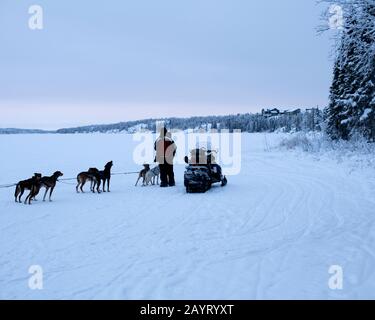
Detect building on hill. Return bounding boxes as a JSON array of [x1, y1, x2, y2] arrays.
[[261, 108, 281, 118]]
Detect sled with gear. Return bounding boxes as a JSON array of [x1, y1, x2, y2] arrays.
[[184, 148, 227, 193]]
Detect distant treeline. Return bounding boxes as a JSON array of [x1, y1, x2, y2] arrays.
[[0, 128, 54, 134], [54, 109, 323, 134]]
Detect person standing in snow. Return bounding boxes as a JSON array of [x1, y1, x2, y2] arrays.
[[154, 127, 177, 187]]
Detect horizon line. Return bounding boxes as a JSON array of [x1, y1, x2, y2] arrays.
[[0, 107, 321, 132]]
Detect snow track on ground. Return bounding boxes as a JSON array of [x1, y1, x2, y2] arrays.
[[0, 133, 374, 299]]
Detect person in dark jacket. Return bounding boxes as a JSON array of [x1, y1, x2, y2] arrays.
[[154, 127, 177, 187]]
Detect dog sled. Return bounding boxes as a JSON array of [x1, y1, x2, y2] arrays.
[[184, 148, 227, 193]]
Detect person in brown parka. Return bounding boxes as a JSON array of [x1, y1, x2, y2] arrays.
[[154, 127, 177, 187]]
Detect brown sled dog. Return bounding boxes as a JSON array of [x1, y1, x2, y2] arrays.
[[76, 168, 101, 193], [38, 171, 64, 202], [26, 171, 64, 204], [14, 173, 42, 204]]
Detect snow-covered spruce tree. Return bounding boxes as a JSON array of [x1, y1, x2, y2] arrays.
[[325, 0, 375, 141], [357, 2, 375, 140]]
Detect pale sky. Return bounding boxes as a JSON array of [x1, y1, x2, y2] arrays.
[[0, 0, 335, 129]]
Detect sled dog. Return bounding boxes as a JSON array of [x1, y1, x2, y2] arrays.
[[135, 164, 150, 186], [76, 168, 101, 193], [144, 166, 160, 186], [14, 173, 42, 203]]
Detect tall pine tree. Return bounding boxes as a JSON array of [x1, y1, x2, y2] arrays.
[[326, 0, 375, 141]]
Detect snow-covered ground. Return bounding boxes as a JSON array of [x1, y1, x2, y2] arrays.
[[0, 133, 375, 299]]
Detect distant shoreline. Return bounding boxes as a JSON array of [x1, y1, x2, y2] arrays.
[[0, 108, 322, 135]]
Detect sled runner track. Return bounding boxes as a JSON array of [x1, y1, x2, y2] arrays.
[[0, 133, 375, 299]]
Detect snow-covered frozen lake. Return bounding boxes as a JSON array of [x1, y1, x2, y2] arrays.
[[0, 133, 374, 299]]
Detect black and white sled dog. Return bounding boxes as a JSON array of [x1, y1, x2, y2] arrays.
[[144, 166, 160, 186], [135, 164, 150, 186]]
